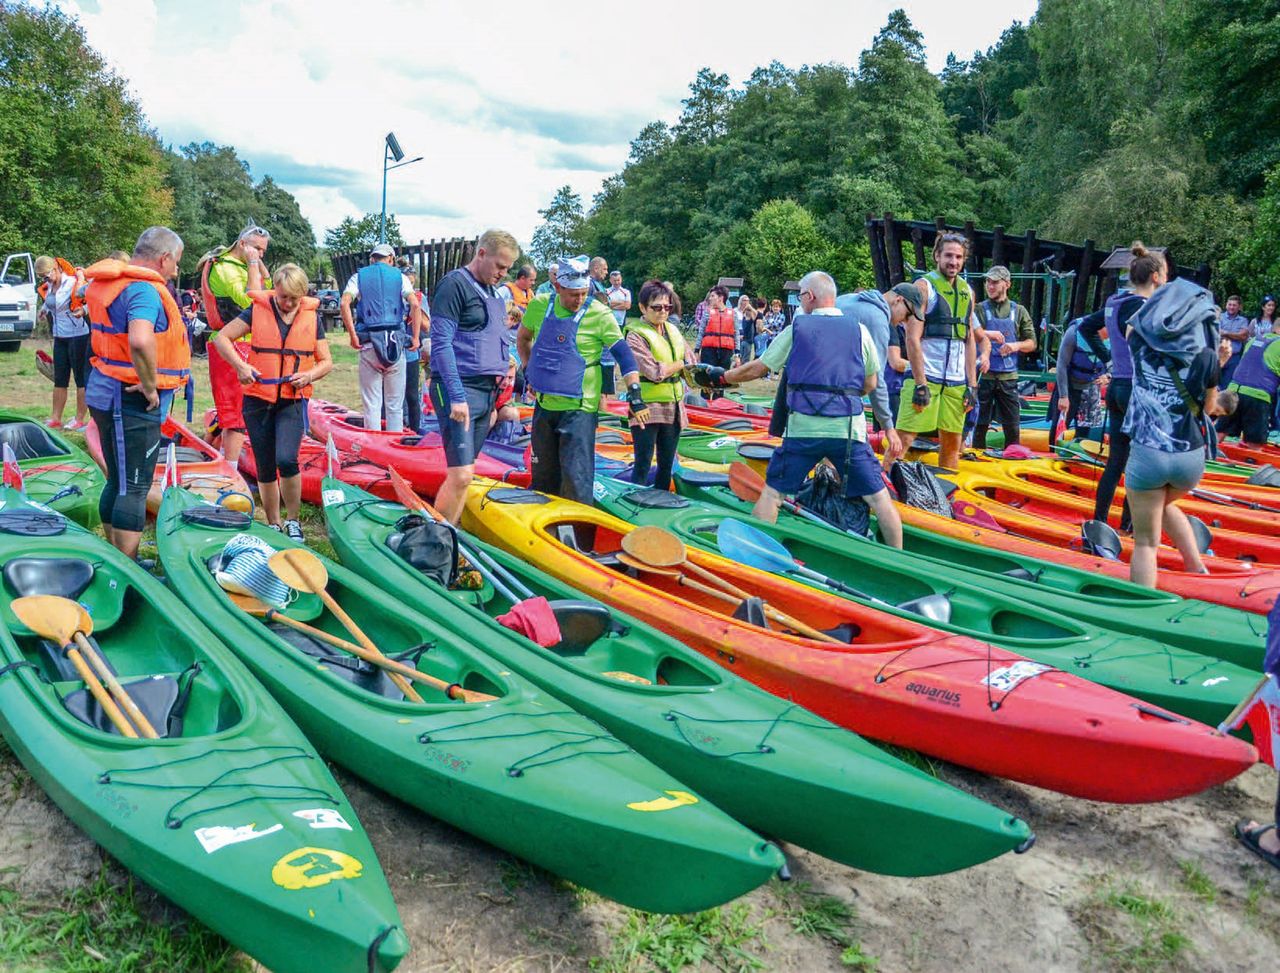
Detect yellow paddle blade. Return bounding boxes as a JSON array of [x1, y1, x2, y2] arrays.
[[620, 525, 686, 568], [11, 594, 82, 646], [228, 591, 272, 615], [268, 548, 329, 594], [615, 551, 681, 576]]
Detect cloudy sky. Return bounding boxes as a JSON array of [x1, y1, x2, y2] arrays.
[[62, 0, 1037, 247]]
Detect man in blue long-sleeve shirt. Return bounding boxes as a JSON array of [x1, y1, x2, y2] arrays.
[[428, 229, 519, 522]]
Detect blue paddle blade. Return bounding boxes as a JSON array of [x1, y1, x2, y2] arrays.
[[715, 517, 797, 574]]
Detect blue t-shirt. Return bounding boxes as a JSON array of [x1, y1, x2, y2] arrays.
[[86, 282, 176, 420]]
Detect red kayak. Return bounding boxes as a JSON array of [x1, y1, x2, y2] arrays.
[[1220, 439, 1280, 467], [465, 486, 1258, 803], [308, 399, 529, 496], [600, 396, 774, 432]]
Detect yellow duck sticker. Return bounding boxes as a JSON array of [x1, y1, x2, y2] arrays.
[[627, 790, 699, 812], [271, 847, 363, 890]]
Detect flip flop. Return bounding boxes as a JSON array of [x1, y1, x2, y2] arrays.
[[1235, 820, 1280, 871]]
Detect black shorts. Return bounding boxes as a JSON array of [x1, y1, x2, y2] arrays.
[[1234, 394, 1274, 446], [53, 334, 90, 389], [428, 376, 499, 467], [242, 396, 306, 482]]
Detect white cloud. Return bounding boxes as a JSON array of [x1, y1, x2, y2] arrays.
[[61, 0, 1037, 247]]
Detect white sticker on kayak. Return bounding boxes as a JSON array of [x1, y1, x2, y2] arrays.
[[982, 661, 1052, 693], [592, 480, 606, 499], [706, 437, 734, 450], [1202, 676, 1229, 687], [321, 488, 344, 507], [293, 808, 352, 831], [194, 822, 283, 854]]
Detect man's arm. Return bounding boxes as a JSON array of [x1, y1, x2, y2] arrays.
[[126, 319, 159, 408], [905, 316, 927, 386], [1055, 328, 1076, 395], [516, 324, 534, 370], [340, 293, 360, 349], [965, 304, 979, 386]]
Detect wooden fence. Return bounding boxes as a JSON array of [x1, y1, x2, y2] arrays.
[[864, 215, 1211, 327], [330, 236, 478, 295]]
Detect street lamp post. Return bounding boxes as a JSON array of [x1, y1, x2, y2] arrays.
[[379, 131, 423, 244]]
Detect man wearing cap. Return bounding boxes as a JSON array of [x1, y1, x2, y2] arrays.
[[694, 271, 905, 547], [200, 222, 272, 462], [972, 266, 1036, 449], [517, 255, 648, 506], [428, 229, 519, 523], [341, 243, 421, 432]]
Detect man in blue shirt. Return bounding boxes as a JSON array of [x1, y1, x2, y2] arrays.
[[1219, 294, 1251, 386]]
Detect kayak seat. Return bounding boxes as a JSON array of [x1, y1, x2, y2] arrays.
[[39, 633, 111, 681], [546, 599, 613, 653], [182, 506, 253, 531], [676, 470, 731, 489], [711, 419, 754, 432], [0, 419, 68, 460], [741, 404, 769, 416], [269, 623, 405, 700], [731, 596, 768, 629], [596, 430, 628, 445], [0, 509, 66, 536], [64, 673, 183, 737], [1081, 519, 1122, 560], [163, 444, 208, 464], [4, 556, 95, 601], [486, 487, 551, 505], [553, 524, 581, 551], [1002, 567, 1041, 583], [737, 443, 775, 460], [625, 488, 690, 510], [821, 623, 860, 643], [1246, 464, 1280, 487], [684, 392, 709, 407]]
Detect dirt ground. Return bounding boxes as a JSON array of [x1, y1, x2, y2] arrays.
[[2, 340, 1279, 972]]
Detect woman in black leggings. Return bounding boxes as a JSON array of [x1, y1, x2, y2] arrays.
[[625, 280, 696, 489]]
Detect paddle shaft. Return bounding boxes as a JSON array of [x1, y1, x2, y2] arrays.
[[673, 573, 844, 644], [263, 609, 493, 702], [309, 583, 423, 703], [74, 633, 159, 738], [65, 645, 137, 738], [676, 556, 843, 643]]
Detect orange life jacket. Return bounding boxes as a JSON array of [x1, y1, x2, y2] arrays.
[[506, 282, 533, 310], [702, 308, 736, 350], [244, 290, 320, 402], [85, 260, 191, 390], [37, 258, 86, 313]]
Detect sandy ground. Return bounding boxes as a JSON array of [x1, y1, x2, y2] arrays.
[[2, 341, 1279, 971]]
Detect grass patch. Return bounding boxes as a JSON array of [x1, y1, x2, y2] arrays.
[[870, 740, 940, 777], [1177, 859, 1217, 905], [0, 863, 251, 972], [590, 903, 769, 973], [771, 881, 878, 969], [1072, 875, 1193, 972]]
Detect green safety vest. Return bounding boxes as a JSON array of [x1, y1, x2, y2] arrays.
[[624, 320, 686, 403], [922, 269, 972, 341]]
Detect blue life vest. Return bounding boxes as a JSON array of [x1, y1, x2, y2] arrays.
[[1066, 322, 1108, 384], [883, 323, 906, 395], [355, 264, 406, 337], [980, 300, 1021, 374], [1231, 333, 1280, 401], [444, 270, 509, 378], [1103, 291, 1142, 380], [525, 297, 592, 399], [784, 313, 865, 418]]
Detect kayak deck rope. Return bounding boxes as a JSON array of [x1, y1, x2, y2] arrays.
[[663, 703, 841, 758], [96, 745, 335, 828], [0, 659, 40, 679], [872, 644, 1057, 712], [1068, 642, 1219, 684], [419, 710, 631, 778]]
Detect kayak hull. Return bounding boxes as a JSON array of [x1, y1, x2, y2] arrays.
[[0, 410, 104, 527]]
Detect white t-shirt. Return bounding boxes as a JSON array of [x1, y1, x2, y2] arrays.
[[918, 277, 972, 385], [47, 276, 87, 339]]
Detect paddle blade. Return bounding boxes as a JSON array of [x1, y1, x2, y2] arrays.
[[268, 548, 330, 593], [1187, 515, 1213, 555], [496, 596, 562, 647], [950, 498, 1007, 532], [387, 465, 429, 513], [620, 525, 687, 568], [326, 435, 338, 478], [728, 461, 765, 503], [228, 591, 272, 615], [715, 518, 797, 575], [2, 443, 23, 492], [11, 594, 80, 645]]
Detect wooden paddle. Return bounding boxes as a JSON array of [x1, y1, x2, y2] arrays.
[[266, 548, 424, 703], [620, 525, 844, 644], [11, 595, 155, 739], [228, 592, 494, 702], [70, 602, 160, 738]]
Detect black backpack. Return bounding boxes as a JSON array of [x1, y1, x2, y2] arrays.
[[888, 460, 953, 519], [796, 462, 871, 537]]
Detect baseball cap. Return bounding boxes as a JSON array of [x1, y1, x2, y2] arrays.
[[986, 265, 1012, 282], [556, 255, 591, 290], [891, 282, 925, 319], [370, 243, 395, 258]]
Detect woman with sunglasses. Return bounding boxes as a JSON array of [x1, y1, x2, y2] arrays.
[[624, 279, 695, 489]]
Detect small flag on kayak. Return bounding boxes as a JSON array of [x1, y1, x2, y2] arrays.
[[1219, 675, 1280, 768], [2, 443, 23, 491]]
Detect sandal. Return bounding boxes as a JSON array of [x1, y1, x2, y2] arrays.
[[1235, 820, 1280, 870]]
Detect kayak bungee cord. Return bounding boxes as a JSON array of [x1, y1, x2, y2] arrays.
[[418, 709, 632, 778], [871, 641, 1058, 713], [1068, 643, 1220, 685], [662, 703, 846, 759], [96, 744, 334, 828]]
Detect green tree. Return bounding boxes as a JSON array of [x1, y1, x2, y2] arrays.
[[1220, 164, 1280, 299], [254, 175, 315, 268], [322, 213, 404, 255], [0, 1, 171, 259], [529, 185, 584, 267], [740, 200, 833, 298]]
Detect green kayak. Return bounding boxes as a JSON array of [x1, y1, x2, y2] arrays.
[[641, 473, 1262, 722], [156, 486, 781, 913], [0, 485, 406, 973], [596, 419, 773, 468], [1, 411, 103, 527], [320, 477, 1033, 877]]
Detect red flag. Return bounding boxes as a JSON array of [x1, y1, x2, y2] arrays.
[[2, 443, 23, 492], [1220, 675, 1279, 768]]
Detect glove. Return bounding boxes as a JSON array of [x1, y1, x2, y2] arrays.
[[626, 383, 650, 425], [692, 364, 728, 389], [963, 386, 978, 412], [911, 383, 931, 408]]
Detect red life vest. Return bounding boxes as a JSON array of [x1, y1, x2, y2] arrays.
[[84, 260, 190, 390], [244, 290, 321, 402], [702, 309, 736, 350]]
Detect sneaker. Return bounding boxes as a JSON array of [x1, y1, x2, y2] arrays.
[[283, 519, 305, 543], [269, 523, 283, 532], [65, 419, 87, 431], [44, 419, 63, 429]]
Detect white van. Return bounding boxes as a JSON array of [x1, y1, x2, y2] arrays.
[[0, 253, 37, 352]]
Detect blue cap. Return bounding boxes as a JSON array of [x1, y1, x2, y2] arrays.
[[555, 255, 591, 290]]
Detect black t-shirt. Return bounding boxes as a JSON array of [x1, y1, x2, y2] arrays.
[[429, 269, 494, 331], [1129, 337, 1220, 450]]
